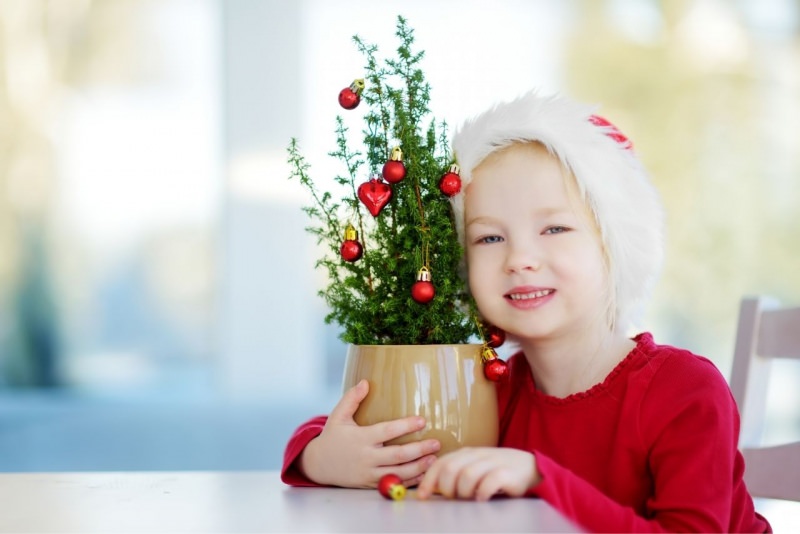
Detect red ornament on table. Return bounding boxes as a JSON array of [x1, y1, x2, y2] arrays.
[[481, 347, 508, 382], [357, 177, 393, 217], [340, 223, 363, 262], [382, 146, 407, 184], [411, 266, 435, 304], [338, 79, 365, 110], [378, 474, 406, 501], [438, 164, 462, 197]]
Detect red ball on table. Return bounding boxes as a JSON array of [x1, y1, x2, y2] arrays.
[[378, 474, 406, 501]]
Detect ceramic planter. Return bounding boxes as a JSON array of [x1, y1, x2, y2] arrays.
[[341, 344, 499, 455]]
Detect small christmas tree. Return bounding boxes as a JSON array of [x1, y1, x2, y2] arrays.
[[287, 16, 477, 346]]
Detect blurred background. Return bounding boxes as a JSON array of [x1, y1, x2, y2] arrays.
[[0, 0, 798, 526]]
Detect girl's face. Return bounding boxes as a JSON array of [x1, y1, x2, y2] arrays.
[[464, 142, 609, 342]]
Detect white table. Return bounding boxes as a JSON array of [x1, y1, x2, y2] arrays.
[[0, 471, 580, 532]]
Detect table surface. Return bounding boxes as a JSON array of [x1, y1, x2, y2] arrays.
[[0, 471, 580, 533]]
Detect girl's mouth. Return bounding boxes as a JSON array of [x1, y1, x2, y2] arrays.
[[506, 289, 554, 301], [505, 288, 555, 309]]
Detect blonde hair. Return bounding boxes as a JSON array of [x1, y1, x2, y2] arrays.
[[451, 91, 664, 333]]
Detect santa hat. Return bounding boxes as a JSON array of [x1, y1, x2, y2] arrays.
[[450, 91, 664, 332]]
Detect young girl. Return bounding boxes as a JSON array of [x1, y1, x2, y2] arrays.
[[281, 92, 770, 533]]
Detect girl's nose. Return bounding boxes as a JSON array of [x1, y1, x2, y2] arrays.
[[504, 243, 542, 274]]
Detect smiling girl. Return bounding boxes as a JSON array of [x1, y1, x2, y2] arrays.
[[282, 92, 770, 533]]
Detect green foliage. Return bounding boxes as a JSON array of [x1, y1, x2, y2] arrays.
[[288, 16, 477, 346]]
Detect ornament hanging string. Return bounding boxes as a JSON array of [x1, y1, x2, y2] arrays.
[[472, 315, 485, 337], [415, 171, 430, 278], [414, 177, 427, 229]]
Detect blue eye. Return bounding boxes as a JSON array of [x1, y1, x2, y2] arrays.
[[543, 226, 570, 235], [477, 235, 503, 244]]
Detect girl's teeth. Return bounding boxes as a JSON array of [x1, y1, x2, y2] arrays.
[[509, 289, 553, 300]]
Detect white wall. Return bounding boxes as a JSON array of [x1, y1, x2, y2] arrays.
[[219, 0, 325, 400]]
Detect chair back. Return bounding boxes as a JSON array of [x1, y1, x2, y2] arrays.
[[730, 296, 800, 501]]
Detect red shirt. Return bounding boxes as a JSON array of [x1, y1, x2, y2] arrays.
[[282, 333, 770, 533]]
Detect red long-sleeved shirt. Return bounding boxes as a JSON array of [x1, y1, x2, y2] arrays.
[[282, 333, 770, 533]]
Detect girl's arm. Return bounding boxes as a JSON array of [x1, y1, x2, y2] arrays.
[[531, 355, 767, 533], [281, 380, 441, 488], [281, 415, 328, 486]]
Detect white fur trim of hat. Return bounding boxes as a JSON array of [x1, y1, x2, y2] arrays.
[[450, 90, 664, 332]]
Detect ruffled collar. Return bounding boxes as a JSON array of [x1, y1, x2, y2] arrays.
[[517, 332, 652, 405]]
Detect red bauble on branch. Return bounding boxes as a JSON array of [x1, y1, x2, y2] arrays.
[[439, 164, 462, 197], [382, 146, 407, 184], [481, 346, 508, 382], [486, 325, 506, 348], [357, 177, 393, 217], [338, 79, 365, 110], [411, 266, 435, 304], [340, 223, 363, 262]]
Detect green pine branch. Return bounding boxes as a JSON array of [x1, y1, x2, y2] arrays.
[[288, 16, 477, 345]]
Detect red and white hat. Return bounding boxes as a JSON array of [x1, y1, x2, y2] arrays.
[[450, 91, 664, 332]]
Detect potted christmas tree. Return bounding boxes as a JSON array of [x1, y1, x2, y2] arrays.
[[288, 16, 505, 454]]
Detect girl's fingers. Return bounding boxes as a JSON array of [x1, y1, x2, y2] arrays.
[[371, 415, 427, 443], [401, 471, 426, 489], [418, 448, 514, 500], [419, 448, 476, 499], [416, 455, 444, 499], [329, 380, 369, 423], [375, 438, 441, 466], [375, 454, 438, 488], [419, 448, 538, 501], [474, 469, 508, 501], [455, 459, 492, 499], [437, 453, 479, 499]]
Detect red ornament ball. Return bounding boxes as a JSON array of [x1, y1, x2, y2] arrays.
[[483, 358, 508, 382], [411, 280, 435, 304], [382, 160, 406, 184], [438, 171, 462, 197], [340, 240, 363, 262], [338, 87, 361, 110], [486, 325, 506, 348], [378, 474, 406, 501]]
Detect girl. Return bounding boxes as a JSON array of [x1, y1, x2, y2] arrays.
[[282, 92, 770, 533]]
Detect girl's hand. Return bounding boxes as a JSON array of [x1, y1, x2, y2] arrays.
[[417, 447, 541, 501], [298, 379, 441, 488]]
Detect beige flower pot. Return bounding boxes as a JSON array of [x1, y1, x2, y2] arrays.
[[342, 344, 499, 456]]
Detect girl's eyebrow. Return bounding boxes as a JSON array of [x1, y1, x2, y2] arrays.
[[467, 206, 574, 226], [535, 206, 574, 218], [465, 215, 500, 227]]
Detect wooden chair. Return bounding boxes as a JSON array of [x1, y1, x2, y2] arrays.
[[729, 296, 800, 502]]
